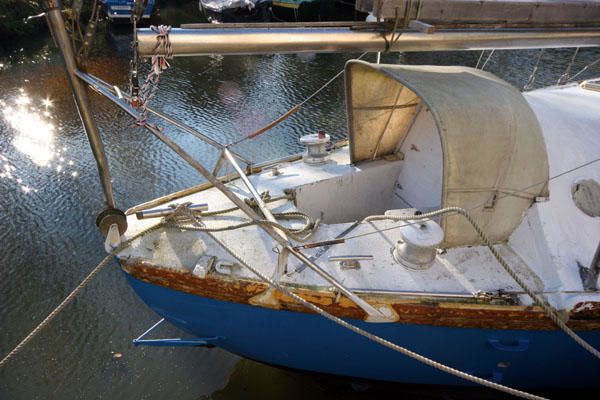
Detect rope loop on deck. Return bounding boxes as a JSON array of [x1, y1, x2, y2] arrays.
[[164, 201, 318, 242]]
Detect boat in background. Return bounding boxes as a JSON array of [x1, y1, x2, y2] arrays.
[[198, 0, 358, 23], [199, 0, 273, 23], [100, 0, 155, 22]]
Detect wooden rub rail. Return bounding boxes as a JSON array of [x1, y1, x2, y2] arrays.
[[123, 260, 600, 331]]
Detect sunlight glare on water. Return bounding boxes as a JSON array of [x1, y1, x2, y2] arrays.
[[0, 90, 80, 194], [2, 92, 56, 167]]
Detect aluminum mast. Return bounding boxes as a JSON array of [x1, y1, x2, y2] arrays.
[[137, 25, 600, 57]]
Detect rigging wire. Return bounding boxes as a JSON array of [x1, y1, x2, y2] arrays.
[[480, 49, 495, 70], [567, 55, 600, 83], [474, 50, 486, 69], [228, 51, 369, 147], [557, 47, 580, 85], [523, 49, 545, 91]]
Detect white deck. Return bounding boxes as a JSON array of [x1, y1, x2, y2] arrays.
[[120, 83, 600, 312]]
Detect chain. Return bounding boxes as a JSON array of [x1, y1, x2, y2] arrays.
[[133, 25, 173, 126]]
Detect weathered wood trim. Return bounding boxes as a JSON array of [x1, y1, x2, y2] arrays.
[[122, 260, 600, 331]]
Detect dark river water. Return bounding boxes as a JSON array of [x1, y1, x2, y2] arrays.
[[2, 5, 600, 400]]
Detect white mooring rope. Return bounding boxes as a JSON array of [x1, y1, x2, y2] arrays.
[[363, 208, 600, 361], [0, 207, 312, 368], [0, 222, 167, 369]]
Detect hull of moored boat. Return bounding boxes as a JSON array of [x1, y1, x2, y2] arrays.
[[125, 274, 600, 389]]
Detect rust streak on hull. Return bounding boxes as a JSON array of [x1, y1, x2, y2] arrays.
[[122, 260, 600, 331]]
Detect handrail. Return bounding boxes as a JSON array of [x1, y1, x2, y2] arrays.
[[125, 152, 305, 216], [222, 148, 289, 240]]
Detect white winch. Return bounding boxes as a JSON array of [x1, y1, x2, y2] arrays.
[[393, 218, 444, 270], [299, 132, 331, 164]]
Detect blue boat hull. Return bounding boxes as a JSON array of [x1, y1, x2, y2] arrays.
[[125, 274, 600, 388], [100, 0, 155, 21]]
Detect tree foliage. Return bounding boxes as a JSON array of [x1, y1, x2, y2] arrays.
[[0, 0, 45, 38]]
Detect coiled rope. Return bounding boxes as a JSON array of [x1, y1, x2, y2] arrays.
[[170, 202, 318, 242]]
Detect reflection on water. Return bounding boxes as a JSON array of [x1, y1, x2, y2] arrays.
[[3, 93, 56, 167], [1, 90, 80, 196]]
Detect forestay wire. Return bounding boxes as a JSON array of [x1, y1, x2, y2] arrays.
[[228, 51, 369, 147]]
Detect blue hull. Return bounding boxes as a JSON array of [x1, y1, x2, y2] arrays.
[[125, 274, 600, 388]]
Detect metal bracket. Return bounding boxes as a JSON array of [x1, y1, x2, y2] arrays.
[[133, 318, 222, 347], [212, 149, 227, 177], [23, 12, 46, 24], [474, 290, 519, 305], [329, 255, 373, 270], [579, 252, 600, 291]]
